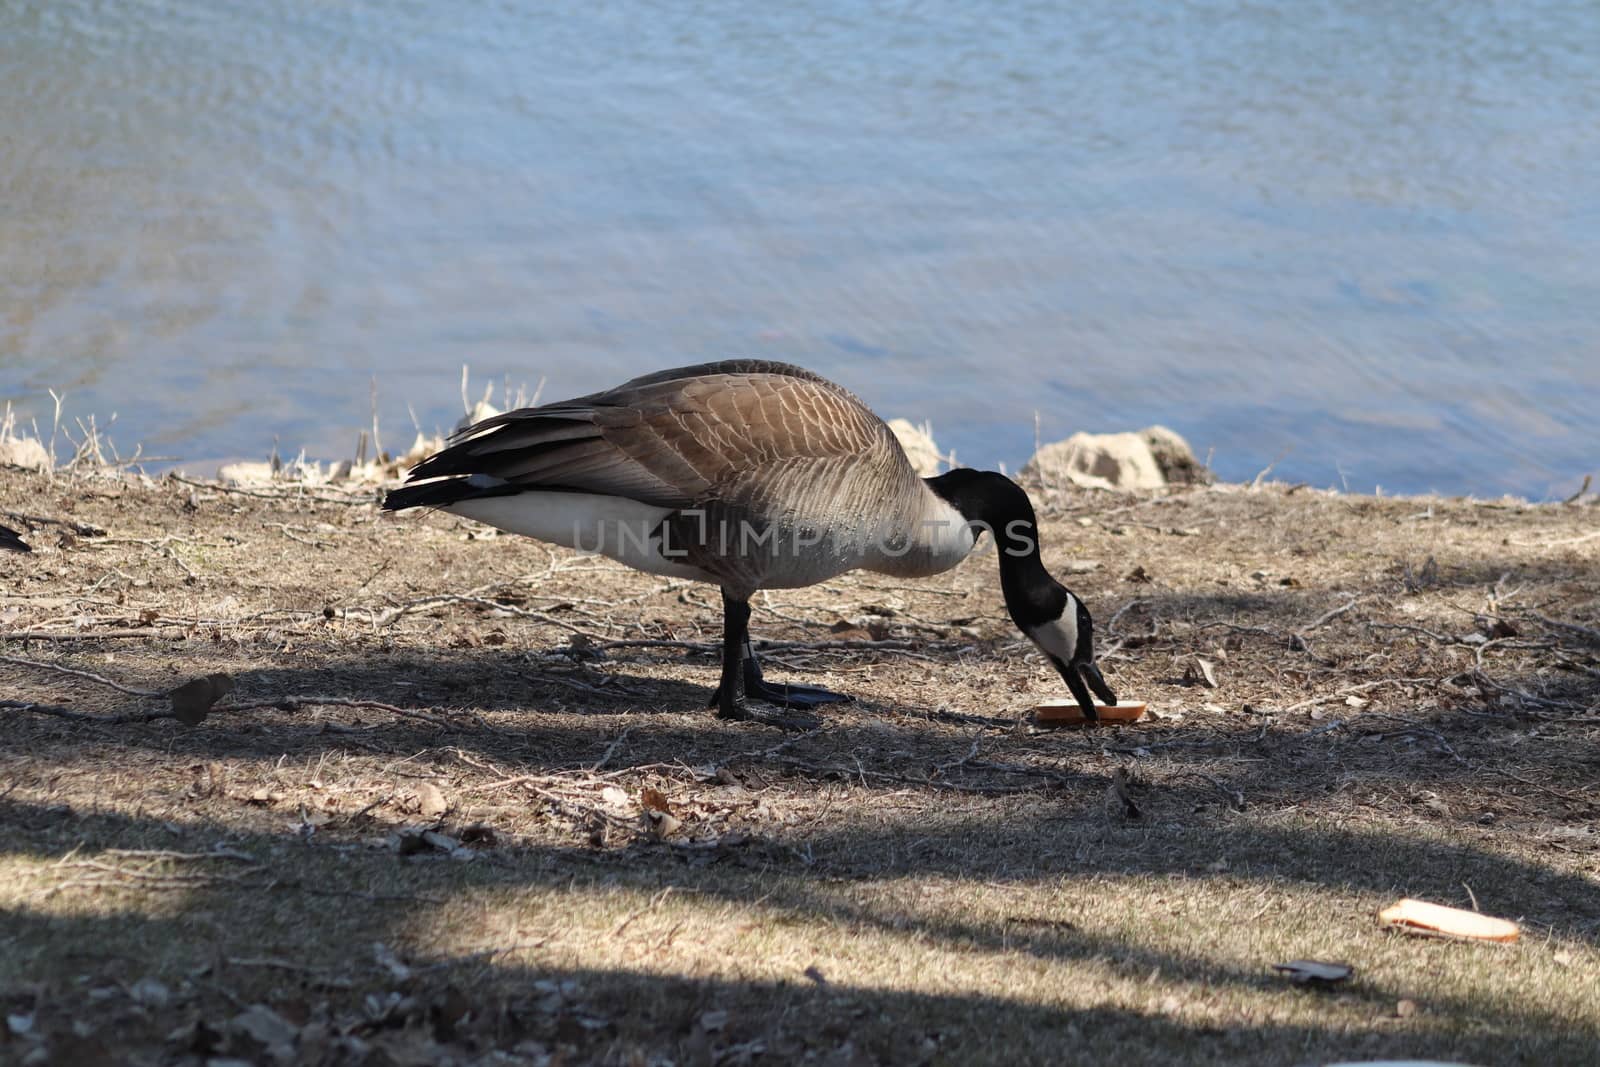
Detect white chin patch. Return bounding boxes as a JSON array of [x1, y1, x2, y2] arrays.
[[1027, 613, 1079, 664]]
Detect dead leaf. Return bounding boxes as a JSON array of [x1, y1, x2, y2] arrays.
[[600, 785, 630, 811], [645, 810, 683, 838], [1396, 998, 1419, 1018], [169, 672, 236, 726], [1271, 960, 1354, 986], [640, 787, 671, 814], [415, 783, 449, 819], [1412, 791, 1450, 817], [1345, 695, 1370, 709], [1183, 657, 1218, 689]]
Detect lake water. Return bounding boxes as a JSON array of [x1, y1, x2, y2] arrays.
[[2, 0, 1596, 497]]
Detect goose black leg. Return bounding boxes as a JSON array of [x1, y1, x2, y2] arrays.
[[710, 591, 848, 730]]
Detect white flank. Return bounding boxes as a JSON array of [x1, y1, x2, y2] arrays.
[[862, 491, 978, 578], [446, 492, 714, 581]]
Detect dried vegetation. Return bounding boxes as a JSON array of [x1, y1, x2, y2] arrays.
[[2, 458, 1598, 1065]]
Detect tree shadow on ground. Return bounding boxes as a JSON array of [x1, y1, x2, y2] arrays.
[[2, 799, 1596, 1066]]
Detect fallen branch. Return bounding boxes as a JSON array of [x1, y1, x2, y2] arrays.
[[1487, 765, 1589, 804], [0, 652, 162, 696], [1302, 596, 1365, 632], [104, 847, 258, 863], [764, 753, 1091, 796], [5, 693, 466, 730], [1469, 670, 1590, 713], [1530, 613, 1600, 647], [1187, 769, 1246, 811], [0, 510, 105, 537], [590, 726, 634, 772], [0, 629, 179, 642], [227, 695, 459, 730], [167, 473, 379, 507], [335, 594, 595, 635], [1367, 622, 1452, 643], [2, 699, 169, 724]]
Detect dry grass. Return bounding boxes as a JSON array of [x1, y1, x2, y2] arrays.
[[2, 465, 1598, 1065]]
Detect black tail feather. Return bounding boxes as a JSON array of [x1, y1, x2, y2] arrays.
[[407, 416, 597, 482], [382, 478, 519, 513]]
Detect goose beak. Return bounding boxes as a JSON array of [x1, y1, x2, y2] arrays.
[[1053, 656, 1117, 721]]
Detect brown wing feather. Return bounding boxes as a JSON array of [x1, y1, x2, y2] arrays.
[[400, 361, 920, 532]]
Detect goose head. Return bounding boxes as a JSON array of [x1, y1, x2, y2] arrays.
[[925, 469, 1117, 719]]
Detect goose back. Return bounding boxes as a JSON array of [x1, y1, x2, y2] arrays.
[[397, 361, 970, 593]]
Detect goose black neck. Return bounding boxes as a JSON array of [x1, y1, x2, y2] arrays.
[[925, 469, 1066, 630]]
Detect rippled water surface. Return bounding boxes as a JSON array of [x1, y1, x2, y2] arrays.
[[2, 0, 1597, 495]]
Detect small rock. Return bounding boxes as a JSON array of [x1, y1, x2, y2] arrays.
[[129, 976, 172, 1008], [231, 1004, 298, 1048], [1023, 426, 1208, 491]]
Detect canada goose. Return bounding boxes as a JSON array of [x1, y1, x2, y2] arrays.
[[0, 524, 30, 553], [384, 360, 1115, 728]]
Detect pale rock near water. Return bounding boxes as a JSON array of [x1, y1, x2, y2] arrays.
[[1024, 425, 1208, 491], [216, 461, 280, 486], [0, 435, 50, 472], [888, 418, 944, 476]]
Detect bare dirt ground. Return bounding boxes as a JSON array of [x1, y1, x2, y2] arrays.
[[2, 463, 1598, 1066]]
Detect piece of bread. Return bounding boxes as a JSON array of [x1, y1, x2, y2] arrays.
[[1033, 701, 1147, 725], [1377, 898, 1519, 943]]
